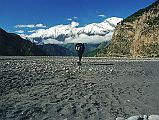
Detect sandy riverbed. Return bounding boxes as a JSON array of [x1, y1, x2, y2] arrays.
[[0, 56, 159, 120]]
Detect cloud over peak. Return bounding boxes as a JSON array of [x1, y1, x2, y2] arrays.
[[15, 30, 24, 34], [71, 21, 79, 27]]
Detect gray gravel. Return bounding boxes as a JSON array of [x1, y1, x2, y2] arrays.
[[0, 56, 159, 120]]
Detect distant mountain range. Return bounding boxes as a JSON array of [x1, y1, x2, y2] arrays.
[[38, 44, 75, 56], [22, 17, 122, 45], [97, 0, 159, 58], [0, 28, 73, 56], [0, 27, 108, 56]]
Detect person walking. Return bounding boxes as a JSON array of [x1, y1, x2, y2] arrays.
[[75, 43, 85, 65]]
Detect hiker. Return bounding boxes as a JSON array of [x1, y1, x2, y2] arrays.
[[75, 43, 85, 65]]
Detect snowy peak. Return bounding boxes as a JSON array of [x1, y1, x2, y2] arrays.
[[104, 17, 123, 25], [80, 17, 122, 34], [22, 17, 123, 44]]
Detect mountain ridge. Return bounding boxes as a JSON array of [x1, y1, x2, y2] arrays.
[[21, 17, 122, 44]]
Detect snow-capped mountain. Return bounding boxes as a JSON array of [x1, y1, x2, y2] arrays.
[[22, 17, 122, 44]]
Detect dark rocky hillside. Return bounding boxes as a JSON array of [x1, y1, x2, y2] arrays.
[[0, 28, 45, 56]]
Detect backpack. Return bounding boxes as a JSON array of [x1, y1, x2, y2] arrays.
[[75, 43, 85, 52]]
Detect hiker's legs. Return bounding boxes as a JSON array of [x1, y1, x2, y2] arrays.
[[77, 53, 82, 65], [79, 54, 82, 62], [78, 50, 84, 62], [78, 52, 82, 62]]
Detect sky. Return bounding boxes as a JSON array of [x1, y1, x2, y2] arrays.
[[0, 0, 156, 34]]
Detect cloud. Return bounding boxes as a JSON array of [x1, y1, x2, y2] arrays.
[[39, 32, 112, 44], [65, 32, 113, 44], [67, 16, 78, 21], [67, 18, 72, 21], [74, 16, 78, 19], [43, 39, 64, 44], [35, 24, 47, 28], [15, 24, 34, 28], [98, 14, 106, 18], [15, 24, 46, 28], [19, 34, 28, 39], [15, 30, 24, 34], [28, 30, 36, 33]]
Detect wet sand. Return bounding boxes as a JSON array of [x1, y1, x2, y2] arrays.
[[0, 56, 159, 120]]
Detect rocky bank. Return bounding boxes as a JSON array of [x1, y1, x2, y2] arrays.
[[97, 0, 159, 58]]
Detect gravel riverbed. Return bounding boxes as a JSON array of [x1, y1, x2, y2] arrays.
[[0, 56, 159, 120]]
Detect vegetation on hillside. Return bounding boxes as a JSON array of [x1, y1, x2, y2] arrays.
[[140, 43, 159, 57], [85, 42, 109, 57]]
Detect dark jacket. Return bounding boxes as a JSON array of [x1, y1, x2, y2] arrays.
[[75, 43, 85, 54]]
